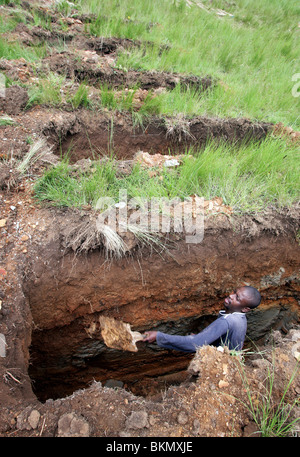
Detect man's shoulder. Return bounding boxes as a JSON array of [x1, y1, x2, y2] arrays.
[[219, 311, 246, 322]]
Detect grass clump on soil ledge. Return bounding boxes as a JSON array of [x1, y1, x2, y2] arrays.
[[34, 136, 300, 214]]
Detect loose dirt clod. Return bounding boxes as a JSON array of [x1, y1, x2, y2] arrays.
[[100, 316, 145, 352]]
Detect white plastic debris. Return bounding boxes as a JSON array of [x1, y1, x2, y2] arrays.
[[164, 159, 180, 168], [0, 333, 7, 357], [115, 202, 126, 209]]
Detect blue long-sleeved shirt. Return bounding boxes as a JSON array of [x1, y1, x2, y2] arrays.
[[156, 311, 247, 352]]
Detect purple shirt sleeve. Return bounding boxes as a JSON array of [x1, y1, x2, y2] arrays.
[[156, 317, 230, 352]]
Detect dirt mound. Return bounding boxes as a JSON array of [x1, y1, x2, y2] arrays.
[[0, 86, 28, 116], [1, 330, 299, 437]]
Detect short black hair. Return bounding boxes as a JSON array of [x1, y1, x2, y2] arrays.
[[243, 286, 261, 309]]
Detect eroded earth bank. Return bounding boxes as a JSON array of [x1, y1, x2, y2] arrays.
[[0, 149, 299, 436], [0, 1, 299, 438]]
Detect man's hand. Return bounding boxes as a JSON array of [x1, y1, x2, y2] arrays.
[[143, 331, 157, 343]]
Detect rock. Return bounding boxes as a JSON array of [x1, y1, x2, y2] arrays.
[[289, 329, 300, 342], [15, 408, 40, 431], [193, 419, 201, 435], [57, 412, 90, 437], [0, 333, 6, 357], [100, 316, 144, 352], [28, 410, 40, 429], [218, 380, 229, 388], [105, 379, 124, 389], [291, 342, 300, 362], [270, 330, 283, 344], [0, 268, 7, 280], [0, 219, 6, 227], [251, 358, 271, 370], [177, 411, 188, 425], [125, 411, 148, 430]]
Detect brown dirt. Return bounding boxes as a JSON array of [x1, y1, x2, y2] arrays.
[[0, 107, 273, 164], [0, 1, 299, 439], [0, 182, 299, 436]]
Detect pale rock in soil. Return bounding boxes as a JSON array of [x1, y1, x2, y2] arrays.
[[0, 333, 6, 357], [125, 411, 149, 430], [28, 410, 40, 429], [57, 412, 90, 437]]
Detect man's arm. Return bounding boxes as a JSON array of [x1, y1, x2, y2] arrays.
[[144, 318, 229, 353]]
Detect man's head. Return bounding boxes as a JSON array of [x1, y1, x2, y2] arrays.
[[224, 286, 261, 313]]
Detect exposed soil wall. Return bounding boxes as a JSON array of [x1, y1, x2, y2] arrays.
[[0, 2, 299, 438], [19, 204, 300, 401]]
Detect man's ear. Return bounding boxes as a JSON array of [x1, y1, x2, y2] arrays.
[[242, 306, 251, 313]]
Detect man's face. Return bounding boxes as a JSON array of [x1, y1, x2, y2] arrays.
[[224, 287, 251, 313]]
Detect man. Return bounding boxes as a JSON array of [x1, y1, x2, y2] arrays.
[[143, 286, 261, 352]]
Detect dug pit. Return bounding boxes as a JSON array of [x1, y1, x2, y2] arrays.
[[21, 207, 300, 402], [45, 111, 273, 162]]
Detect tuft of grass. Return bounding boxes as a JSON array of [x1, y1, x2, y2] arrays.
[[68, 82, 92, 109], [233, 353, 300, 437], [16, 137, 57, 174], [0, 115, 16, 126], [26, 73, 66, 108]]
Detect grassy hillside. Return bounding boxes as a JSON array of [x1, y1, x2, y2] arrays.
[[1, 0, 299, 214], [76, 0, 300, 127]]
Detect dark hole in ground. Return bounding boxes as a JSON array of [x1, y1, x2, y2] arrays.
[[28, 315, 206, 402], [28, 304, 299, 403], [56, 120, 184, 163]]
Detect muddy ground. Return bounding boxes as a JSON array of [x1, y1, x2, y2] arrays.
[[0, 1, 299, 439]]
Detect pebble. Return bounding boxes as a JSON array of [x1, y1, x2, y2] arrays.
[[57, 412, 90, 437], [105, 379, 124, 389], [218, 380, 229, 388], [0, 219, 6, 227], [177, 411, 188, 425], [28, 410, 40, 429], [125, 411, 149, 430]]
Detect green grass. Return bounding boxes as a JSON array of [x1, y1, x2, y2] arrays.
[[98, 83, 206, 120], [33, 136, 300, 213], [26, 73, 66, 107], [76, 0, 300, 128], [2, 0, 299, 126], [0, 37, 47, 61], [233, 353, 300, 437], [1, 1, 299, 215]]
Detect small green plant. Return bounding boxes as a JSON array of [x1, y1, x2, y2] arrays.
[[0, 0, 20, 5], [31, 9, 52, 30], [55, 0, 78, 17], [0, 115, 16, 126], [0, 36, 47, 61], [69, 83, 92, 109], [26, 73, 66, 107], [234, 354, 300, 437]]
